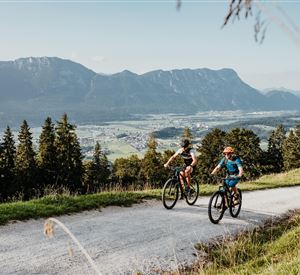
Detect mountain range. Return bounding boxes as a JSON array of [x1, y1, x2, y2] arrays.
[[0, 57, 299, 126]]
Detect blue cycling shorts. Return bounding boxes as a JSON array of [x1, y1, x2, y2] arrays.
[[225, 178, 240, 187]]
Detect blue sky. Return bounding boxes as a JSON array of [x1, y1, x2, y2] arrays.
[[0, 0, 300, 90]]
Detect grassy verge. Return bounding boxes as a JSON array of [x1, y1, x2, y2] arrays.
[[1, 168, 300, 226], [0, 190, 161, 226], [186, 210, 300, 275]]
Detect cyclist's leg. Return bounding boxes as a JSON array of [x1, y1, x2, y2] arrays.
[[185, 166, 193, 188]]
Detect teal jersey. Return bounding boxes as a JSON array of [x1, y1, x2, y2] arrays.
[[219, 156, 242, 175]]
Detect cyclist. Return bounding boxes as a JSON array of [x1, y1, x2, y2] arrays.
[[211, 146, 243, 204], [164, 139, 197, 193]]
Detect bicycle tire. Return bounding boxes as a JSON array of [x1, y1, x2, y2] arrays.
[[229, 189, 242, 218], [162, 178, 179, 209], [185, 178, 199, 205], [208, 191, 225, 224]]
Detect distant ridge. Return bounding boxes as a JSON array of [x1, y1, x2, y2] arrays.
[[0, 57, 299, 126]]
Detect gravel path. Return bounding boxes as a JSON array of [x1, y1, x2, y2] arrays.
[[1, 186, 300, 275]]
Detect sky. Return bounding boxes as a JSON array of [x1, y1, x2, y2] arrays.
[[0, 0, 300, 91]]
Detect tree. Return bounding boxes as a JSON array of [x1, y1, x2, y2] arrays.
[[225, 128, 263, 179], [84, 142, 110, 193], [141, 134, 164, 187], [196, 128, 226, 183], [0, 126, 16, 200], [283, 125, 300, 170], [55, 113, 83, 192], [181, 127, 193, 142], [266, 124, 286, 173], [15, 120, 37, 199], [113, 154, 142, 188], [37, 117, 58, 189]]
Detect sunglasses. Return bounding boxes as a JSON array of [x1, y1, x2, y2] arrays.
[[223, 152, 232, 155]]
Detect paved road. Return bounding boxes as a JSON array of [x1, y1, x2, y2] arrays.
[[1, 186, 300, 275]]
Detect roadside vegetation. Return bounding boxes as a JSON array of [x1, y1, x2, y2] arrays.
[[185, 210, 300, 275], [1, 168, 300, 226]]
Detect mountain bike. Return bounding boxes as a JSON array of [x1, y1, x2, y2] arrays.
[[162, 166, 199, 209], [208, 177, 242, 224]]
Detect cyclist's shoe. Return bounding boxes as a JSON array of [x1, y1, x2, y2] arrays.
[[179, 193, 184, 200], [233, 194, 240, 205]]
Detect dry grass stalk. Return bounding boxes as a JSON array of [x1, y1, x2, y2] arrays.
[[43, 217, 102, 275]]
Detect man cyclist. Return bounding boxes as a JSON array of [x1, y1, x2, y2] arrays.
[[211, 146, 243, 204], [164, 139, 197, 194]]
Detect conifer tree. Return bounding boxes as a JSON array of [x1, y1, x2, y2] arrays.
[[283, 126, 300, 170], [141, 134, 163, 187], [84, 142, 110, 193], [37, 117, 58, 188], [182, 127, 193, 142], [267, 124, 286, 173], [225, 128, 262, 179], [55, 113, 83, 192], [0, 126, 16, 200], [15, 120, 37, 199], [196, 128, 226, 183]]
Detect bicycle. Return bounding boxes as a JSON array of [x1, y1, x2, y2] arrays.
[[162, 166, 199, 209], [208, 177, 242, 224]]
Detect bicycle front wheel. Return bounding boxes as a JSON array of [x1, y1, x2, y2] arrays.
[[229, 189, 242, 218], [186, 178, 199, 205], [162, 179, 179, 209], [208, 191, 225, 224]]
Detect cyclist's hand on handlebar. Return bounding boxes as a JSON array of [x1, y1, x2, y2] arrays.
[[164, 163, 169, 168]]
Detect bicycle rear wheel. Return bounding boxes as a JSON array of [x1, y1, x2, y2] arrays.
[[229, 189, 242, 218], [208, 191, 225, 224], [185, 178, 199, 205], [162, 179, 179, 209]]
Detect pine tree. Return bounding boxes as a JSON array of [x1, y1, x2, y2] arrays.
[[37, 117, 58, 189], [267, 124, 286, 173], [0, 126, 16, 200], [196, 128, 226, 183], [84, 142, 110, 193], [141, 134, 163, 187], [182, 127, 193, 142], [55, 113, 83, 192], [283, 125, 300, 170], [15, 120, 37, 199], [225, 128, 262, 179]]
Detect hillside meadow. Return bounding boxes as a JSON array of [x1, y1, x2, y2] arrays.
[[1, 168, 300, 226]]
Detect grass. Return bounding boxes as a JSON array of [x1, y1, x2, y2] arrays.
[[1, 168, 300, 226], [188, 210, 300, 275]]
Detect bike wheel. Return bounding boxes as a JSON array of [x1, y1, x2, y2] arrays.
[[162, 179, 179, 209], [229, 189, 242, 218], [208, 191, 225, 224], [185, 178, 199, 205]]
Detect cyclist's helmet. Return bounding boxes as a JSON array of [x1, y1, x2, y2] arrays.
[[180, 139, 190, 148], [223, 146, 234, 154]]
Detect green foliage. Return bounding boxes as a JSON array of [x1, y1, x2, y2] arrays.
[[37, 117, 58, 188], [0, 126, 16, 200], [84, 142, 111, 193], [182, 126, 193, 141], [196, 128, 226, 183], [283, 125, 300, 171], [15, 120, 37, 199], [55, 113, 84, 192], [266, 124, 286, 173], [113, 154, 142, 187], [141, 135, 164, 187], [225, 128, 263, 179]]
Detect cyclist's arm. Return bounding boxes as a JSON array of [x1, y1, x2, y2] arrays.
[[211, 158, 224, 175], [211, 164, 221, 175], [189, 151, 197, 168], [164, 152, 179, 167], [237, 166, 243, 178]]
